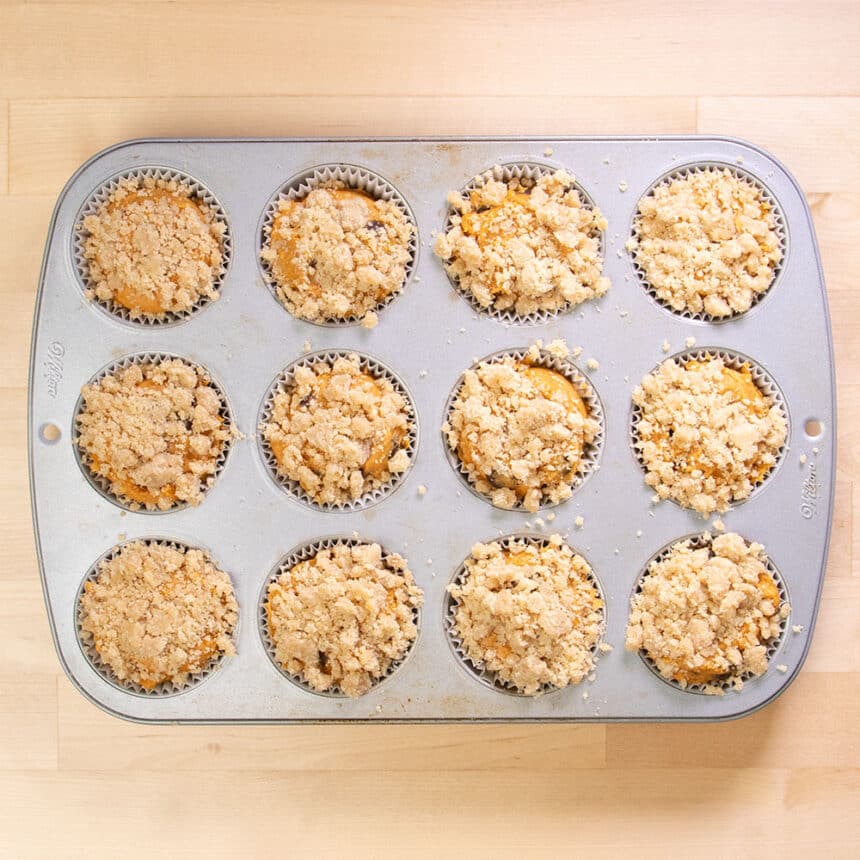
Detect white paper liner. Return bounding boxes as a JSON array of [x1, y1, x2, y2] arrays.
[[630, 532, 790, 695], [258, 536, 421, 697], [257, 350, 418, 511], [443, 348, 604, 511], [629, 162, 788, 322], [75, 538, 238, 697], [439, 161, 606, 324], [72, 352, 234, 514], [258, 164, 418, 326], [72, 167, 231, 325], [444, 533, 607, 697], [629, 347, 790, 510]]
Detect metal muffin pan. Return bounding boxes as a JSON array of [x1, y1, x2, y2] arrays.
[[29, 136, 835, 723]]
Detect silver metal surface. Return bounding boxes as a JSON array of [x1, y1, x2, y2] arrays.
[[28, 136, 835, 723]]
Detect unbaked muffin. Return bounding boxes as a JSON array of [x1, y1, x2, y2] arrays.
[[76, 357, 233, 511], [435, 167, 609, 317], [262, 353, 413, 506], [445, 350, 599, 512], [264, 541, 423, 696], [448, 535, 604, 695], [626, 532, 789, 693], [628, 167, 782, 317], [79, 541, 238, 691], [632, 354, 786, 515], [80, 175, 225, 319], [260, 184, 414, 325]]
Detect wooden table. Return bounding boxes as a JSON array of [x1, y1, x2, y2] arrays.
[[1, 2, 858, 856]]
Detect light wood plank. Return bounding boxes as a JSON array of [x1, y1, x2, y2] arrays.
[[0, 196, 54, 294], [606, 673, 859, 768], [0, 767, 857, 859], [0, 675, 57, 771], [7, 96, 696, 196], [1, 2, 858, 100], [808, 193, 860, 293], [0, 100, 7, 193], [57, 675, 605, 772], [698, 97, 860, 193]]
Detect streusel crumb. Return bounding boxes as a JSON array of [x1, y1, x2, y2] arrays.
[[449, 535, 604, 695], [81, 176, 224, 318], [629, 168, 781, 317], [633, 355, 786, 515], [76, 358, 233, 511], [265, 542, 423, 696], [435, 168, 609, 316], [79, 541, 237, 690], [445, 355, 598, 512], [626, 533, 789, 693], [261, 185, 413, 323], [263, 354, 413, 505]]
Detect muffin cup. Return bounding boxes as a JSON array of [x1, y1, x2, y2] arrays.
[[258, 535, 421, 698], [443, 347, 604, 511], [75, 538, 239, 697], [258, 163, 418, 326], [257, 350, 418, 511], [629, 347, 790, 510], [630, 532, 790, 695], [72, 166, 232, 326], [72, 352, 235, 514], [440, 161, 606, 325], [444, 533, 607, 697], [628, 162, 788, 323]]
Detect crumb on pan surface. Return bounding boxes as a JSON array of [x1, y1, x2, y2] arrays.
[[448, 535, 604, 695], [434, 168, 609, 316], [79, 541, 238, 691], [445, 353, 598, 512], [81, 176, 224, 318], [628, 167, 781, 317], [265, 542, 423, 696], [633, 355, 786, 515], [263, 354, 413, 505], [76, 358, 233, 511], [625, 532, 789, 693], [261, 184, 413, 323]]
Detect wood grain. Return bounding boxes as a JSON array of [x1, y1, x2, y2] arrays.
[[8, 96, 696, 196], [1, 1, 859, 857]]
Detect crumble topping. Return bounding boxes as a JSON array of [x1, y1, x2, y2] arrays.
[[79, 541, 237, 690], [81, 176, 224, 318], [633, 355, 786, 515], [261, 185, 414, 323], [76, 358, 233, 511], [263, 354, 413, 505], [435, 168, 609, 316], [626, 533, 789, 693], [448, 535, 604, 695], [628, 168, 782, 317], [445, 355, 599, 512], [265, 542, 423, 696]]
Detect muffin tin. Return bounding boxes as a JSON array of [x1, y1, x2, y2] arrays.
[[29, 137, 835, 723]]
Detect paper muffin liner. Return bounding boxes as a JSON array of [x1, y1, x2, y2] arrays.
[[76, 538, 239, 697], [72, 166, 232, 326], [72, 352, 235, 514], [444, 533, 607, 697], [443, 347, 604, 511], [629, 347, 790, 509], [628, 162, 788, 323], [439, 161, 606, 325], [258, 536, 421, 698], [258, 164, 418, 326], [630, 532, 790, 695], [257, 350, 418, 511]]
